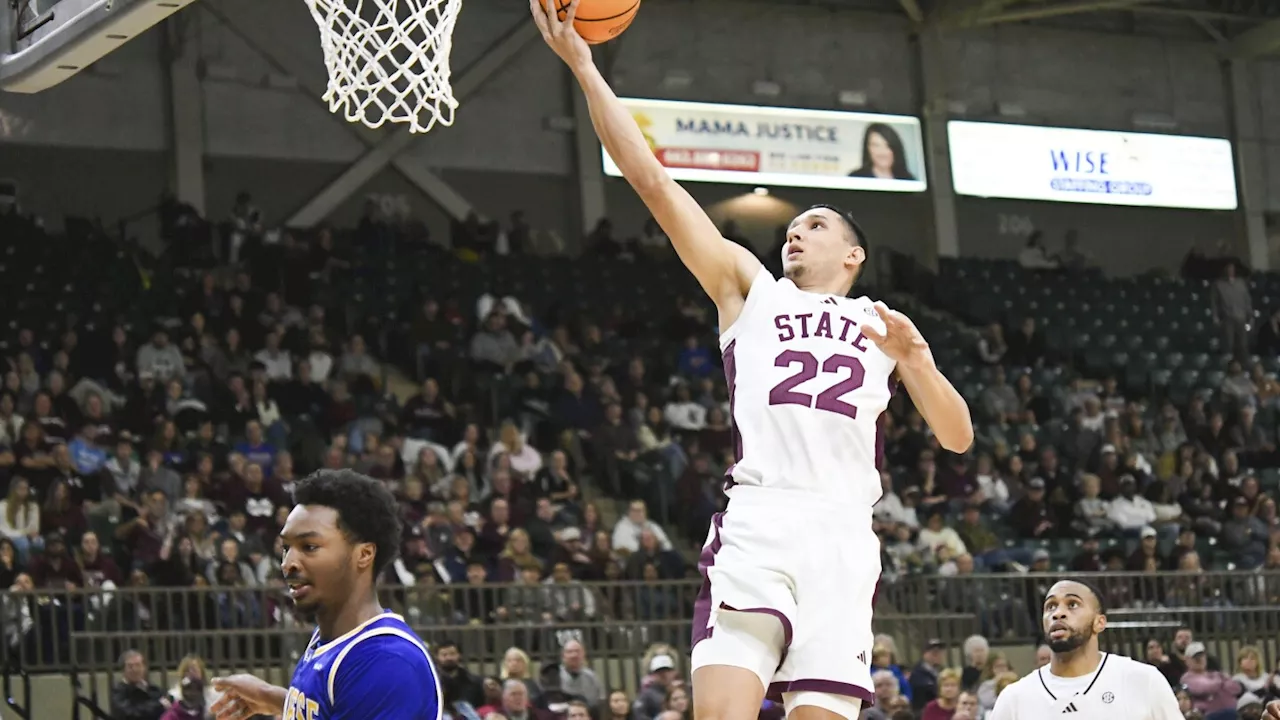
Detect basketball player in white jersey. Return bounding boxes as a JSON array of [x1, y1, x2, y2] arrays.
[[531, 3, 973, 719], [990, 580, 1182, 720]]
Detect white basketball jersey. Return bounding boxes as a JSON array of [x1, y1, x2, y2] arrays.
[[990, 653, 1184, 720], [719, 269, 897, 507]]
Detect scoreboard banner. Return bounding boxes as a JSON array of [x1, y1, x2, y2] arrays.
[[947, 120, 1238, 210], [605, 98, 928, 192]]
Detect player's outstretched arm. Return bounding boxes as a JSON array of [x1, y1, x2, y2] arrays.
[[530, 0, 761, 318]]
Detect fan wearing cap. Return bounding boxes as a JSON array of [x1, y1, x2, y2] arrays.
[[1107, 475, 1157, 535], [1221, 495, 1270, 567], [1178, 641, 1242, 715], [1007, 478, 1056, 539], [633, 654, 679, 720], [990, 579, 1181, 719]]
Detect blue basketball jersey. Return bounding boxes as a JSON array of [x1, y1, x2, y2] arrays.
[[282, 612, 441, 720]]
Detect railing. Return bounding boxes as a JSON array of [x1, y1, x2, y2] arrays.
[[1, 571, 1276, 676], [2, 650, 31, 720]]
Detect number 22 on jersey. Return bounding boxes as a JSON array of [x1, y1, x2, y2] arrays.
[[769, 350, 867, 419]]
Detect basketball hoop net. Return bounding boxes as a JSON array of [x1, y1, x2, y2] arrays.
[[303, 0, 462, 134]]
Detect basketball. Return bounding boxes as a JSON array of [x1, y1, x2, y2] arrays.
[[553, 0, 640, 45]]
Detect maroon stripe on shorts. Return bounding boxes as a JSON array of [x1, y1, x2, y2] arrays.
[[767, 679, 875, 704], [690, 512, 725, 650]]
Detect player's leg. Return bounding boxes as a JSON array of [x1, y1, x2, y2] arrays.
[[692, 506, 797, 720], [771, 510, 878, 720], [691, 610, 784, 720], [783, 693, 863, 720]]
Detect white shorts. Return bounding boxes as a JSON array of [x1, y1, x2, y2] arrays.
[[690, 487, 879, 712]]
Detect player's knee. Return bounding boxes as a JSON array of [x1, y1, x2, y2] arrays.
[[692, 665, 769, 720]]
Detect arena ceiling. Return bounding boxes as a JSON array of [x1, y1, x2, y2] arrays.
[[779, 0, 1280, 56]]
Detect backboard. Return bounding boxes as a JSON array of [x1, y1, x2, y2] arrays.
[[1, 0, 197, 93]]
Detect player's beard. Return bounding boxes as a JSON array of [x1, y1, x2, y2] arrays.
[[1047, 624, 1094, 653]]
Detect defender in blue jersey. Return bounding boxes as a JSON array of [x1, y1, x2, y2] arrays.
[[211, 469, 441, 720]]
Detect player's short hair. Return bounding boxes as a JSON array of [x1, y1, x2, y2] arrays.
[[1047, 578, 1108, 615], [292, 469, 402, 578], [808, 204, 869, 256]]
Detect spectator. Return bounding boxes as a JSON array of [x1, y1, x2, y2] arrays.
[[975, 323, 1006, 365], [960, 635, 989, 691], [1108, 475, 1156, 535], [76, 531, 122, 588], [136, 330, 185, 383], [501, 678, 552, 720], [1231, 646, 1279, 700], [675, 336, 713, 379], [339, 334, 381, 384], [979, 367, 1019, 424], [633, 653, 678, 720], [253, 330, 292, 381], [1180, 642, 1241, 714], [921, 666, 962, 720], [0, 477, 41, 562], [471, 314, 521, 375], [910, 640, 946, 710], [612, 501, 672, 555], [110, 650, 168, 720], [863, 669, 903, 720], [870, 644, 912, 703], [159, 676, 206, 720], [436, 640, 485, 711], [1073, 474, 1115, 537], [559, 639, 603, 707], [917, 510, 967, 567], [976, 652, 1012, 713], [29, 532, 82, 589], [1211, 261, 1252, 361], [1008, 478, 1055, 539], [663, 384, 706, 433], [1220, 496, 1269, 568], [953, 691, 980, 720]]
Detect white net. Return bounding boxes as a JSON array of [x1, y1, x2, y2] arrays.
[[303, 0, 463, 134]]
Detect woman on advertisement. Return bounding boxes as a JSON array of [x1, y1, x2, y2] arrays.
[[849, 123, 916, 181]]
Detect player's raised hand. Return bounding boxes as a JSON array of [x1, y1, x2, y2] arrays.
[[211, 674, 283, 719], [861, 301, 934, 370], [1264, 699, 1280, 719], [530, 0, 592, 70]]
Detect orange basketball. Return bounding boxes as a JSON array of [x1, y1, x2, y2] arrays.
[[553, 0, 640, 45]]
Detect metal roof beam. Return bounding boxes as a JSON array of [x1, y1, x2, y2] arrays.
[[968, 0, 1166, 25], [1229, 17, 1280, 58]]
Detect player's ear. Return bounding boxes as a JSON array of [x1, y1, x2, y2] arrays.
[[1093, 613, 1107, 633], [354, 541, 376, 571], [847, 244, 865, 268]]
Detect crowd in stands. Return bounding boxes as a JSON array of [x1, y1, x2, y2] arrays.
[[0, 197, 1275, 720]]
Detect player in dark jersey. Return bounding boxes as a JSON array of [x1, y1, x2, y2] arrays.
[[212, 469, 440, 720]]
